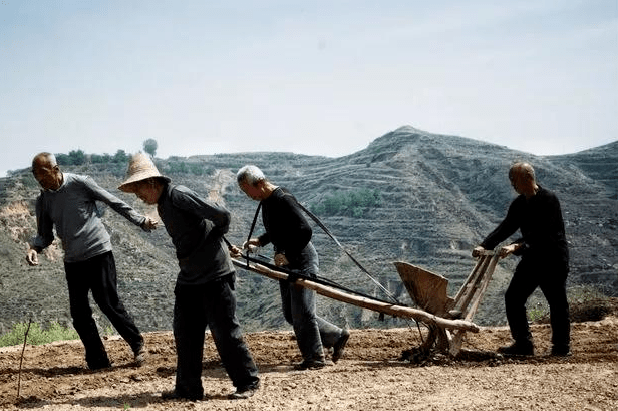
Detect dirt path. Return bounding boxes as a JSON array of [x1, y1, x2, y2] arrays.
[[1, 316, 617, 410], [208, 169, 235, 204]]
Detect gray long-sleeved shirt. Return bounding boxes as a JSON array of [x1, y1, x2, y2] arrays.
[[32, 173, 146, 263], [157, 183, 235, 285]]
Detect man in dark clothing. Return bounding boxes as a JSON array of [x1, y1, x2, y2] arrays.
[[119, 153, 259, 401], [473, 162, 570, 357], [236, 165, 350, 370], [26, 152, 157, 370]]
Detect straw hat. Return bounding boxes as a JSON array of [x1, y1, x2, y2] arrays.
[[118, 153, 170, 193]]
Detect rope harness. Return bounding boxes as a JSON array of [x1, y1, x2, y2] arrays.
[[223, 192, 426, 343], [242, 194, 403, 305]]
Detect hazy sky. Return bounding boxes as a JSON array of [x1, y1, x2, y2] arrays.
[[1, 0, 617, 177]]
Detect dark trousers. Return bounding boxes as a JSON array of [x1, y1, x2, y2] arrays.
[[281, 243, 343, 362], [173, 274, 259, 397], [64, 251, 142, 368], [505, 257, 570, 349]]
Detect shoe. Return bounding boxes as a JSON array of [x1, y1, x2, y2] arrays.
[[88, 361, 111, 371], [229, 381, 260, 400], [332, 329, 350, 363], [161, 390, 203, 401], [550, 346, 571, 357], [497, 342, 534, 356], [87, 358, 112, 371], [133, 342, 146, 366], [294, 359, 332, 370]]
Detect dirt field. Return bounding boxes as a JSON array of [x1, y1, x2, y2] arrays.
[[1, 316, 617, 411]]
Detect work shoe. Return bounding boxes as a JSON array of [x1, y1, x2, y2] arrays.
[[133, 342, 146, 366], [294, 359, 332, 370], [229, 381, 260, 400], [161, 390, 203, 401], [87, 357, 112, 371], [332, 328, 350, 363], [550, 345, 572, 357], [88, 361, 111, 371], [497, 342, 534, 356]]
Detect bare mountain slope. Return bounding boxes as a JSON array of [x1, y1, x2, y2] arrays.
[[0, 126, 616, 335]]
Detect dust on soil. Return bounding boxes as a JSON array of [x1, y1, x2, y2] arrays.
[[1, 311, 617, 411]]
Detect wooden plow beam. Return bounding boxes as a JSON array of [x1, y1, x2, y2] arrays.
[[394, 250, 502, 356], [231, 258, 480, 334]]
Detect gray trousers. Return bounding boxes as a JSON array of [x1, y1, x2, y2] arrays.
[[280, 242, 343, 362]]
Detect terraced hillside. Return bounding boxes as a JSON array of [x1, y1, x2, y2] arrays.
[[0, 126, 616, 335]]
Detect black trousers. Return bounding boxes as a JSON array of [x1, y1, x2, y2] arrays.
[[505, 256, 570, 349], [173, 274, 259, 397], [64, 251, 142, 368]]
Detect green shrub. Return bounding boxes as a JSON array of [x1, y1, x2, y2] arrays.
[[166, 161, 188, 174], [528, 284, 613, 324], [0, 322, 79, 347], [91, 153, 112, 164], [112, 150, 129, 164], [55, 150, 86, 166], [310, 188, 382, 218]]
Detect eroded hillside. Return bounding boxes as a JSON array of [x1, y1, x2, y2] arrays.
[[1, 126, 616, 335]]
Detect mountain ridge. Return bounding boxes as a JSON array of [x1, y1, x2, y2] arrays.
[[0, 126, 616, 335]]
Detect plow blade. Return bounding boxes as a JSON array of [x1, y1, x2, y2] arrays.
[[394, 261, 455, 317]]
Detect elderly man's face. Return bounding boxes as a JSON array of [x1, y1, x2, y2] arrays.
[[32, 162, 62, 191], [509, 168, 536, 197], [239, 181, 263, 201], [133, 180, 161, 205], [509, 173, 525, 195]]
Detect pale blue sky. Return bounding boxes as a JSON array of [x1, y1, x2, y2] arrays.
[[1, 0, 616, 177]]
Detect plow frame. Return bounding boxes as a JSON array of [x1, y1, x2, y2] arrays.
[[232, 251, 503, 356]]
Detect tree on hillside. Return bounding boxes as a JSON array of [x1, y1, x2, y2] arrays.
[[91, 153, 112, 164], [143, 139, 158, 158], [112, 149, 129, 164], [56, 150, 86, 166]]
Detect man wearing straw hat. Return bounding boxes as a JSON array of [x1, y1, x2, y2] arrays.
[[26, 152, 157, 370], [119, 153, 260, 401]]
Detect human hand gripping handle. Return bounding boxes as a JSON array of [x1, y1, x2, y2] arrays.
[[228, 244, 243, 259], [473, 244, 519, 258], [472, 246, 486, 258], [140, 216, 159, 232], [273, 253, 289, 267], [242, 238, 261, 253], [498, 243, 519, 257]]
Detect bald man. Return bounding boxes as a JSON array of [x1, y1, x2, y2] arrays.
[[473, 162, 570, 357], [26, 152, 157, 370]]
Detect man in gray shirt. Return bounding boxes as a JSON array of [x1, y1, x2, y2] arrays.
[[26, 152, 157, 370]]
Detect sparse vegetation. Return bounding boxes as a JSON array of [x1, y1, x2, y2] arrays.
[[0, 322, 119, 347], [310, 188, 382, 218], [164, 160, 214, 176], [56, 150, 86, 166], [0, 322, 79, 347], [90, 153, 112, 164], [53, 149, 129, 166], [1, 130, 616, 335], [528, 284, 613, 324]]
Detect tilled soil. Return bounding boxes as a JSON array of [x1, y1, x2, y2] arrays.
[[1, 317, 617, 411]]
